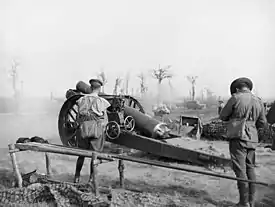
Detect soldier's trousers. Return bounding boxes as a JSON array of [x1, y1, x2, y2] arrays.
[[229, 139, 256, 203]]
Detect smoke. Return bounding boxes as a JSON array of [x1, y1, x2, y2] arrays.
[[0, 60, 62, 145]]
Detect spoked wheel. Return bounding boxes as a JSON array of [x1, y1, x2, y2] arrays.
[[124, 116, 135, 132], [99, 94, 145, 113], [105, 121, 121, 140], [123, 95, 145, 113], [58, 94, 83, 147]]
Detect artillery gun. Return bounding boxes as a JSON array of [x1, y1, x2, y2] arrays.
[[58, 81, 231, 167]]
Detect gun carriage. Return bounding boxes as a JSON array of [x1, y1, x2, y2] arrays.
[[58, 81, 231, 168], [103, 95, 136, 139]]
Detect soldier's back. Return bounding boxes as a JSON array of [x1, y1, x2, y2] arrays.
[[232, 91, 263, 121]]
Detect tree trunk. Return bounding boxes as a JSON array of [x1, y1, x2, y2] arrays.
[[157, 82, 161, 104], [192, 85, 195, 100]]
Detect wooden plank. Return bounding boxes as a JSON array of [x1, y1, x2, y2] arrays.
[[112, 153, 269, 186], [11, 142, 269, 186]]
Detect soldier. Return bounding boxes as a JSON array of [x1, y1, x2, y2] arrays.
[[219, 77, 267, 207], [74, 77, 110, 183]]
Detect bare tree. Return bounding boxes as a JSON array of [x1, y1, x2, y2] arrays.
[[10, 59, 20, 98], [120, 88, 125, 95], [151, 64, 172, 84], [98, 70, 107, 93], [124, 71, 130, 95], [113, 77, 122, 95], [50, 91, 53, 101], [167, 77, 174, 108], [151, 64, 172, 103], [186, 76, 198, 100], [137, 72, 148, 96], [8, 59, 21, 113]]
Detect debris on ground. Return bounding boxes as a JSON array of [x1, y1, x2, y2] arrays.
[[0, 170, 110, 207], [202, 119, 275, 143], [195, 145, 226, 158], [0, 170, 201, 207]]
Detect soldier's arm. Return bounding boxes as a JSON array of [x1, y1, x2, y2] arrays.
[[95, 98, 111, 115], [256, 101, 267, 129], [219, 96, 236, 121]]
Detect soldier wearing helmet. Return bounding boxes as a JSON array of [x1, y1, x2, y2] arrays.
[[219, 77, 267, 207]]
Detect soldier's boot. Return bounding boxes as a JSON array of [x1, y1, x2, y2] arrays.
[[235, 184, 249, 207], [74, 176, 80, 183], [248, 184, 256, 207], [235, 202, 250, 207], [248, 193, 256, 207], [74, 156, 85, 183]]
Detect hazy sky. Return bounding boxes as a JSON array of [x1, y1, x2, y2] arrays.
[[1, 0, 275, 99]]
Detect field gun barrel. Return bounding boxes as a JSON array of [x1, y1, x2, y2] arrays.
[[124, 106, 169, 138]]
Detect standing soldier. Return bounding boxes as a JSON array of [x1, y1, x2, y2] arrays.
[[74, 77, 110, 183], [219, 77, 267, 207]]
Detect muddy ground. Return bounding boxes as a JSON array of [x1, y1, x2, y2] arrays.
[[0, 110, 274, 206]]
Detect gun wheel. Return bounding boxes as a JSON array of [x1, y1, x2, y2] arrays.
[[106, 121, 121, 140], [124, 116, 135, 132], [58, 94, 82, 147]]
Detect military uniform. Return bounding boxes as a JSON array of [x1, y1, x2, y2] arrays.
[[76, 94, 110, 151], [220, 78, 267, 207], [74, 77, 110, 183], [76, 76, 110, 151]]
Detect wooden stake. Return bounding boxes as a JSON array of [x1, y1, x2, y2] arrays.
[[92, 152, 99, 196], [8, 144, 23, 188], [117, 148, 125, 188], [45, 152, 52, 177]]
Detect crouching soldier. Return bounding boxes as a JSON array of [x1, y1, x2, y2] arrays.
[[219, 77, 267, 207], [74, 77, 110, 183]]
